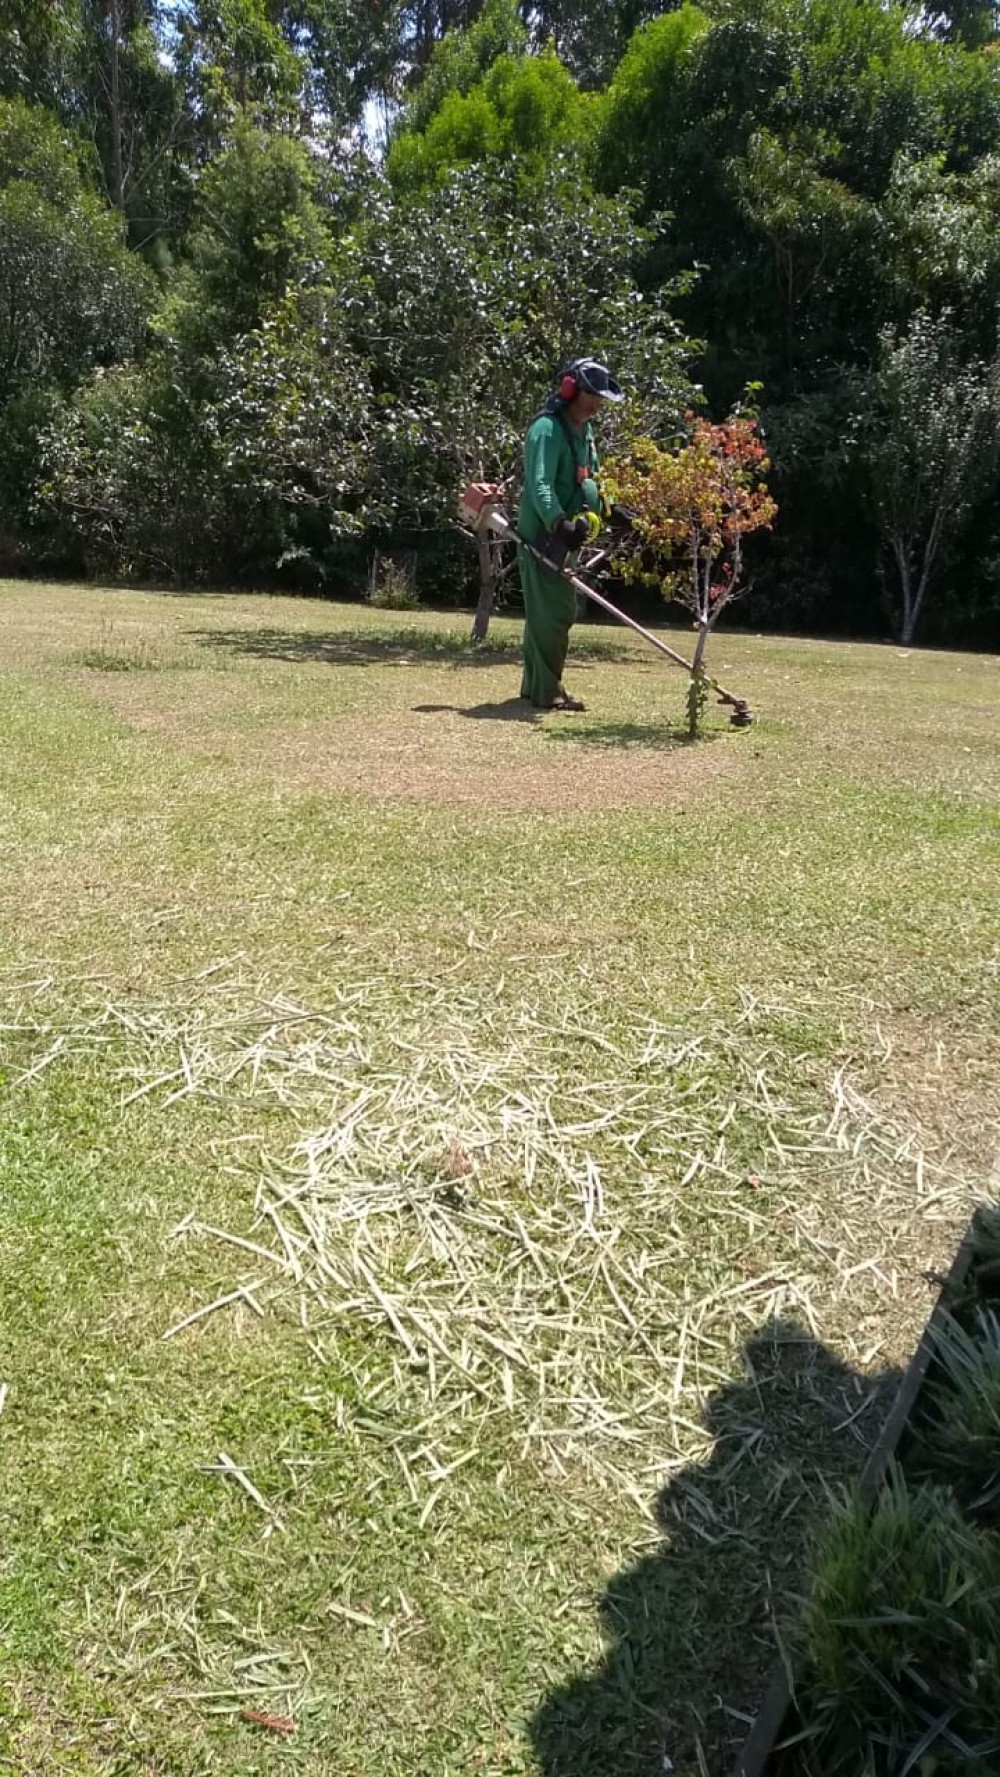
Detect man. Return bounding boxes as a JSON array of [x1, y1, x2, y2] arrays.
[[516, 357, 624, 712]]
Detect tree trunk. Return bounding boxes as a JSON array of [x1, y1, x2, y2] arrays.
[[471, 529, 498, 641], [907, 503, 946, 645], [892, 536, 915, 644], [108, 0, 125, 212], [686, 617, 711, 737]]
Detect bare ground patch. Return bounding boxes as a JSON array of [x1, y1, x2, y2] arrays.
[[861, 1011, 1000, 1188], [82, 666, 756, 810]]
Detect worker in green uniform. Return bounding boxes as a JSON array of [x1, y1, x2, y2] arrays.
[[516, 357, 624, 711]]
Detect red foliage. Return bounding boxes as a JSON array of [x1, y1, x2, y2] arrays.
[[605, 416, 777, 630]]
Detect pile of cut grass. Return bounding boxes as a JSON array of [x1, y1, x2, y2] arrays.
[[7, 968, 975, 1506]]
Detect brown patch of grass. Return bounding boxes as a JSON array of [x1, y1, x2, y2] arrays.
[[861, 1013, 1000, 1181], [82, 668, 753, 810]]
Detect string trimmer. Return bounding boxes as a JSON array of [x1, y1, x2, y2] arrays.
[[458, 483, 754, 727]]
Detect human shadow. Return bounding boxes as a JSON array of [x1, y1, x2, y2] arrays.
[[412, 698, 542, 724], [530, 1318, 902, 1777]]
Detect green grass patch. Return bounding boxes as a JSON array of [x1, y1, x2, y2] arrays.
[[0, 581, 997, 1774], [792, 1470, 1000, 1774]]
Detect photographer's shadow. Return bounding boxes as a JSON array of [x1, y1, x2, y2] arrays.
[[530, 1317, 901, 1777]]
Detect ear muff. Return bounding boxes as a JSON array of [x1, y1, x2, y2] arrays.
[[558, 370, 579, 402]]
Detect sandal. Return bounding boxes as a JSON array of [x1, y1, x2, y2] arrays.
[[552, 692, 586, 712]]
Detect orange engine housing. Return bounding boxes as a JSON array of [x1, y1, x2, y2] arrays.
[[457, 482, 505, 531]]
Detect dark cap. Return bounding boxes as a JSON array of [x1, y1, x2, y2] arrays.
[[573, 358, 624, 403]]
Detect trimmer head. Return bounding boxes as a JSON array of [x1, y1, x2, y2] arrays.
[[728, 701, 754, 728]]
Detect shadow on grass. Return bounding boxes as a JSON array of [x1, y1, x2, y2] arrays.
[[542, 719, 731, 751], [189, 624, 519, 666], [413, 699, 542, 724], [189, 625, 631, 669], [410, 708, 739, 741], [530, 1319, 901, 1777]]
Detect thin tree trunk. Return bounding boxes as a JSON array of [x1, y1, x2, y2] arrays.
[[908, 502, 946, 645], [687, 581, 711, 737], [892, 535, 915, 644], [108, 0, 125, 211]]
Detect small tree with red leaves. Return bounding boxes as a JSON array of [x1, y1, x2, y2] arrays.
[[606, 414, 777, 735]]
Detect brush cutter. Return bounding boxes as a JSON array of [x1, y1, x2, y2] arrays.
[[458, 483, 754, 728]]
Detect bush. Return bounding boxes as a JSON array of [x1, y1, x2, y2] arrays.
[[366, 554, 421, 610], [794, 1468, 1000, 1772]]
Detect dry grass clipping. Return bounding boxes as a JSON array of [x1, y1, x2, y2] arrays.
[[5, 974, 978, 1508]]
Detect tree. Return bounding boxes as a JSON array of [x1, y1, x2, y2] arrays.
[[76, 0, 188, 260], [0, 1, 80, 109], [398, 0, 490, 74], [173, 0, 304, 151], [599, 0, 1000, 400], [399, 0, 525, 133], [0, 99, 152, 404], [880, 151, 1000, 353], [159, 122, 330, 352], [594, 0, 1000, 641], [323, 156, 693, 522], [926, 0, 999, 50], [387, 43, 597, 186], [731, 128, 878, 377], [854, 311, 1000, 644], [0, 97, 153, 558], [606, 414, 776, 733], [8, 0, 1000, 648], [39, 152, 695, 586], [34, 362, 220, 580], [525, 0, 676, 89], [209, 153, 694, 571], [279, 0, 404, 129]]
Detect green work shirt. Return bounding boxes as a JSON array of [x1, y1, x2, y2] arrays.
[[516, 409, 601, 545]]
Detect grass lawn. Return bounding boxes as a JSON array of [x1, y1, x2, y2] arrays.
[[0, 580, 997, 1776]]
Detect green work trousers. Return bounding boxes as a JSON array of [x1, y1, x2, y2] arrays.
[[519, 543, 577, 707]]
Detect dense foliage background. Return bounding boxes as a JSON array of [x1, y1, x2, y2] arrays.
[[4, 0, 1000, 643]]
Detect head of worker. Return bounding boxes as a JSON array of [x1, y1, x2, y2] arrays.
[[556, 357, 625, 426]]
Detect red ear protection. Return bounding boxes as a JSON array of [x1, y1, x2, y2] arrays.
[[559, 370, 579, 401]]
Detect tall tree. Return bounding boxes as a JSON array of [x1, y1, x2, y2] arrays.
[[0, 0, 80, 108], [400, 0, 526, 132], [401, 0, 489, 71], [524, 0, 672, 87], [388, 42, 597, 186], [75, 0, 188, 260], [0, 96, 153, 556], [161, 122, 330, 351], [599, 0, 1000, 401], [277, 0, 404, 127], [926, 0, 999, 49], [173, 0, 304, 151], [0, 99, 152, 405], [854, 313, 1000, 643]]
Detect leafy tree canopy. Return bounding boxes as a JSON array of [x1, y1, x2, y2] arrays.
[[388, 44, 598, 185]]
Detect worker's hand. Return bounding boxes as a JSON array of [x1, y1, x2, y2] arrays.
[[554, 515, 591, 549]]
